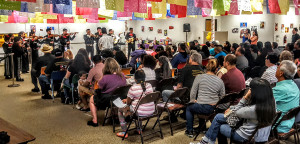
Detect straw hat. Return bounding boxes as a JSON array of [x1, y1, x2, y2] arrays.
[[41, 44, 53, 53]]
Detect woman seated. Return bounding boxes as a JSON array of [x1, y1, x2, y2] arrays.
[[116, 70, 154, 138], [141, 55, 157, 81], [87, 58, 127, 127], [185, 59, 225, 138], [155, 56, 172, 81], [200, 78, 276, 144]]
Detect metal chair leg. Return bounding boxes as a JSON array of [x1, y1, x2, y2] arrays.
[[71, 86, 75, 109], [157, 115, 164, 139], [102, 107, 110, 126], [143, 119, 150, 131], [51, 79, 54, 102], [122, 119, 133, 140], [167, 111, 174, 136]]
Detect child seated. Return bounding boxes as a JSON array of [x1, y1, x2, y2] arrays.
[[116, 70, 155, 138], [76, 71, 88, 110]]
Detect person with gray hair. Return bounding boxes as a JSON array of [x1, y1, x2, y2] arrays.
[[161, 53, 205, 122], [273, 60, 299, 133]]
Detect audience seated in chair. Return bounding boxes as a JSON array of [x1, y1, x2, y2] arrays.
[[200, 78, 276, 144], [140, 55, 156, 81], [261, 53, 279, 84], [221, 54, 246, 94], [116, 70, 154, 138], [235, 47, 249, 71], [77, 55, 104, 111], [171, 43, 189, 68], [87, 58, 126, 127], [39, 49, 68, 99], [185, 59, 225, 138], [155, 56, 172, 81], [273, 60, 300, 133]]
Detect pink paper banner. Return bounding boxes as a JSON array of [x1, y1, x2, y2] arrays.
[[228, 0, 240, 15], [201, 8, 211, 17], [194, 0, 212, 9], [117, 11, 132, 17], [294, 0, 299, 15]]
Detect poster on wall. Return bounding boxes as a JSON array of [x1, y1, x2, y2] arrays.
[[240, 22, 247, 28], [285, 27, 289, 33], [141, 26, 144, 32], [158, 29, 162, 34], [290, 23, 294, 29], [30, 25, 36, 32], [40, 29, 43, 31], [281, 24, 285, 33], [232, 28, 239, 33], [251, 26, 257, 31], [149, 27, 153, 31], [260, 21, 265, 29], [275, 23, 278, 31], [164, 30, 167, 36], [47, 26, 55, 31], [169, 26, 174, 30]]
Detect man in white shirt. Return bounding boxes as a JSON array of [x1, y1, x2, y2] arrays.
[[98, 27, 114, 51], [261, 53, 279, 84]]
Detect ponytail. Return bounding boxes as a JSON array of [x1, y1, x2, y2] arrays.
[[134, 69, 146, 92], [140, 81, 146, 92]]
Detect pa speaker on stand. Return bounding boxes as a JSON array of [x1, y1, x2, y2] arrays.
[[183, 23, 190, 42]]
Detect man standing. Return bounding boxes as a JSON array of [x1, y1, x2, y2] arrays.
[[98, 27, 114, 51], [84, 29, 95, 58], [59, 28, 76, 52], [44, 28, 58, 47], [292, 28, 300, 44], [19, 31, 30, 73], [125, 28, 137, 58], [95, 27, 102, 55]]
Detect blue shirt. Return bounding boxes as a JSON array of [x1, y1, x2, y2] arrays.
[[129, 49, 146, 67], [214, 51, 227, 59], [209, 48, 215, 56], [242, 35, 249, 43], [273, 80, 300, 133], [171, 52, 189, 68]]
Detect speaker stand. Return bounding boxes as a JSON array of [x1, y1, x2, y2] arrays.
[[185, 32, 188, 43]]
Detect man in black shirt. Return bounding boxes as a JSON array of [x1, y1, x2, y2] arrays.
[[31, 45, 55, 92], [84, 29, 95, 58], [162, 53, 204, 102], [59, 28, 76, 52], [95, 27, 102, 55], [39, 49, 68, 99], [125, 28, 137, 58], [19, 31, 30, 73], [292, 28, 300, 44], [43, 28, 58, 47]]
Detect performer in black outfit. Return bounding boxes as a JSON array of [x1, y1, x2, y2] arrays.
[[29, 31, 40, 64], [19, 31, 30, 73], [95, 27, 102, 55], [59, 28, 76, 52], [12, 37, 25, 81], [44, 28, 58, 47], [125, 28, 137, 59], [2, 34, 14, 79], [83, 29, 95, 58]]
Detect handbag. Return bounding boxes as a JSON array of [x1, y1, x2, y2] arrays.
[[224, 109, 242, 127]]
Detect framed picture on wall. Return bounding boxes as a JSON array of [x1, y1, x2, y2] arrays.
[[30, 25, 36, 32], [275, 23, 278, 31], [240, 22, 247, 28], [141, 26, 144, 32], [260, 21, 265, 29], [158, 29, 162, 34], [164, 30, 167, 36], [290, 23, 294, 29], [232, 28, 239, 33], [281, 24, 284, 33], [149, 27, 153, 31], [169, 26, 174, 30], [251, 26, 257, 31], [285, 27, 289, 33], [47, 26, 55, 31]]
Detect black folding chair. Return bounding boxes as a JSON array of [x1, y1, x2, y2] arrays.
[[272, 106, 300, 144], [146, 80, 157, 91], [102, 85, 132, 132], [194, 92, 239, 141], [50, 71, 66, 102], [122, 92, 163, 144], [153, 88, 189, 136], [156, 78, 176, 92]]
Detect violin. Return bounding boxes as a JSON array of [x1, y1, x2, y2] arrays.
[[29, 36, 44, 40], [48, 34, 60, 38]]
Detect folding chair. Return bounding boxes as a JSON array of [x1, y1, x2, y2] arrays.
[[229, 111, 282, 144], [50, 71, 66, 102], [177, 62, 186, 70], [122, 68, 132, 76], [71, 74, 80, 108], [154, 88, 189, 136], [156, 78, 176, 92], [272, 106, 300, 144], [145, 80, 157, 91], [122, 92, 163, 144], [194, 92, 239, 141], [102, 85, 132, 132]]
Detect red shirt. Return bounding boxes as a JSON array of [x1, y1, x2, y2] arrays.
[[221, 67, 245, 94]]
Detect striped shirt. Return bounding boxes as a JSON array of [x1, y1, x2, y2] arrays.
[[128, 83, 155, 116], [261, 65, 278, 84], [190, 74, 225, 105]]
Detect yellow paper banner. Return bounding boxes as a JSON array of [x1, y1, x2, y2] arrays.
[[0, 15, 8, 22], [100, 19, 109, 23], [43, 14, 57, 19], [152, 0, 166, 19], [278, 0, 289, 15], [167, 0, 187, 6], [251, 0, 263, 12], [134, 12, 148, 18]]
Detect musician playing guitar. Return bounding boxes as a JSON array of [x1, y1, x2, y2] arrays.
[[125, 28, 137, 59]]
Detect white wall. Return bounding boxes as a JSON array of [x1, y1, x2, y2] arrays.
[[127, 16, 222, 44]]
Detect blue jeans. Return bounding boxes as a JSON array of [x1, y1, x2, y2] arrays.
[[203, 113, 246, 144], [162, 90, 174, 102], [38, 75, 50, 94], [63, 79, 71, 99], [186, 103, 215, 132]]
